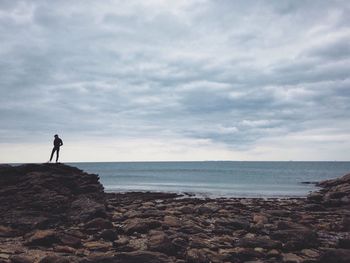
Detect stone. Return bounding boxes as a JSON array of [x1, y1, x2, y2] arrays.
[[69, 196, 107, 222], [84, 241, 113, 251], [337, 238, 350, 249], [163, 216, 181, 227], [282, 253, 303, 263], [271, 228, 318, 250], [318, 248, 350, 263], [10, 255, 34, 263], [215, 218, 250, 230], [186, 248, 221, 263], [253, 214, 268, 224], [266, 210, 290, 217], [124, 218, 161, 234], [179, 206, 195, 214], [84, 217, 113, 229], [99, 229, 118, 241], [236, 236, 282, 249], [54, 245, 76, 253], [39, 255, 79, 263], [301, 249, 319, 258], [0, 225, 15, 237], [82, 251, 170, 263], [147, 232, 175, 255], [25, 230, 58, 247], [58, 233, 81, 247]]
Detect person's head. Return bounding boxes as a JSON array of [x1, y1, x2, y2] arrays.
[[54, 134, 58, 138]]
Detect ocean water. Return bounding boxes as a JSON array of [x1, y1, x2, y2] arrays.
[[70, 161, 350, 198]]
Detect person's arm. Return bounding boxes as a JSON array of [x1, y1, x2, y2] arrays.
[[60, 139, 63, 146]]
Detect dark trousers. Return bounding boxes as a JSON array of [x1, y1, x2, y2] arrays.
[[50, 146, 60, 162]]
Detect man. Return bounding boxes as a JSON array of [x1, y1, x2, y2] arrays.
[[49, 134, 63, 163]]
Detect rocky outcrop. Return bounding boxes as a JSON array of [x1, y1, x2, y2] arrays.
[[0, 164, 349, 262], [0, 163, 106, 233], [307, 173, 350, 207]]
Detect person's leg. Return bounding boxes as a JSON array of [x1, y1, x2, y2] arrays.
[[56, 147, 60, 163], [50, 148, 55, 162]]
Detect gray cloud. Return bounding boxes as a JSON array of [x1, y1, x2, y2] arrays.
[[0, 0, 350, 160]]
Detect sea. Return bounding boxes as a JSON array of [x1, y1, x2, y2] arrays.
[[69, 161, 350, 198]]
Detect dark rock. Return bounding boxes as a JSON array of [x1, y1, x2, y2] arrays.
[[271, 228, 318, 250], [82, 251, 170, 263], [147, 232, 175, 255], [0, 163, 106, 232], [99, 229, 118, 241], [186, 248, 221, 263], [236, 236, 282, 249], [0, 225, 16, 237], [215, 218, 250, 230], [69, 196, 107, 222], [84, 240, 113, 251], [304, 204, 325, 211], [25, 230, 58, 247], [266, 210, 290, 217], [57, 233, 81, 247], [307, 192, 323, 202], [84, 217, 113, 229], [39, 255, 79, 263], [9, 255, 34, 263], [337, 238, 350, 249], [318, 248, 350, 263], [124, 218, 161, 234]]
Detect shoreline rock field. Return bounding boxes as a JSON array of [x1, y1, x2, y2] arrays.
[[0, 163, 349, 262]]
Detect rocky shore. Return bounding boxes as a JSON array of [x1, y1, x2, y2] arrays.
[[0, 164, 349, 263]]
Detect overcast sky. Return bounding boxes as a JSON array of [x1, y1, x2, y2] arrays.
[[1, 0, 350, 162]]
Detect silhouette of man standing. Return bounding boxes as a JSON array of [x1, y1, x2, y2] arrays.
[[50, 134, 63, 163]]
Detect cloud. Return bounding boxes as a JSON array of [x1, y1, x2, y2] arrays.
[[0, 0, 350, 161]]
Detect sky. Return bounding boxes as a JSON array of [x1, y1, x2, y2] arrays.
[[1, 0, 350, 162]]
